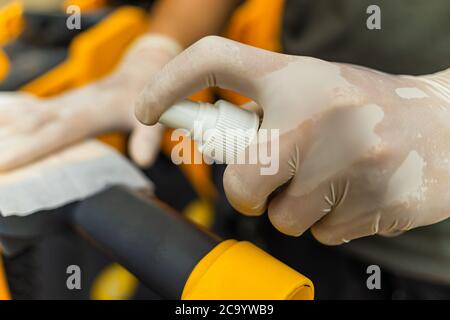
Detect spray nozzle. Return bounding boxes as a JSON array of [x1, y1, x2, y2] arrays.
[[158, 100, 260, 163]]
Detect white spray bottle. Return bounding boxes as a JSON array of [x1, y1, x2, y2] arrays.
[[158, 100, 260, 163]]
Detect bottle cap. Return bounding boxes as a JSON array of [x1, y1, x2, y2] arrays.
[[159, 100, 260, 163]]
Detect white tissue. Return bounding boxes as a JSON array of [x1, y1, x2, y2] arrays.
[[0, 140, 152, 217]]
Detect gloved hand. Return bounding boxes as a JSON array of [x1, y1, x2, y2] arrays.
[[0, 34, 182, 171], [135, 36, 450, 245]]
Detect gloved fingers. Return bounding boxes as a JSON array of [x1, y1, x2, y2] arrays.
[[268, 177, 348, 237], [0, 94, 39, 126], [305, 150, 401, 244], [0, 134, 27, 151], [2, 111, 59, 138], [0, 127, 15, 139], [310, 210, 378, 245], [129, 123, 163, 168], [224, 163, 291, 216], [2, 124, 75, 171], [0, 131, 59, 171], [223, 137, 296, 216], [0, 92, 36, 107], [310, 205, 418, 245], [240, 101, 263, 117], [135, 36, 281, 125], [0, 118, 88, 172], [0, 110, 20, 125]]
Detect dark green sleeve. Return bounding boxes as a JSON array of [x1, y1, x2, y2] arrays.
[[282, 0, 450, 75]]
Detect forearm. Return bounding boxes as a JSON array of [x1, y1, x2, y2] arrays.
[[148, 0, 242, 48]]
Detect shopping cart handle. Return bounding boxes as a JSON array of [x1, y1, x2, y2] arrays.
[[70, 186, 220, 299]]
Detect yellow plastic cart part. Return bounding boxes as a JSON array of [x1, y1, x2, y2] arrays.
[[0, 252, 11, 300], [62, 0, 107, 12], [182, 240, 314, 300], [90, 263, 138, 300], [0, 1, 24, 46], [21, 6, 149, 95], [0, 49, 9, 82]]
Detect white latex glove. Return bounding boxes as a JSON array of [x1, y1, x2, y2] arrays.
[[0, 34, 182, 171], [135, 36, 450, 245]]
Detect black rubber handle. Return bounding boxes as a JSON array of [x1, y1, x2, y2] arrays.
[[70, 186, 220, 299]]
